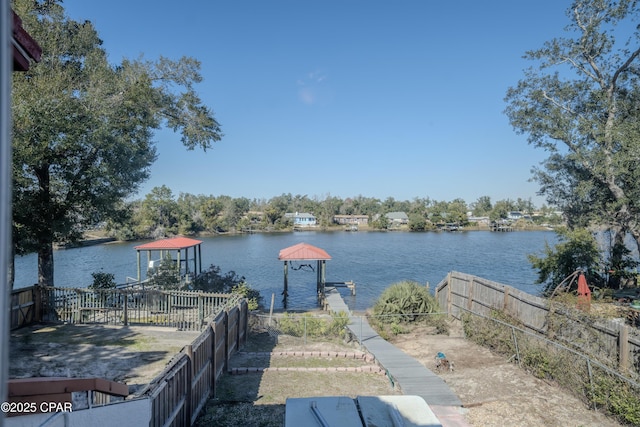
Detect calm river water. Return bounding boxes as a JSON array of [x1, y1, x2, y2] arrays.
[[13, 230, 557, 311]]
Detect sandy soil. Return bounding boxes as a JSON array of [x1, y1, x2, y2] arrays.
[[9, 324, 201, 393], [390, 320, 623, 427]]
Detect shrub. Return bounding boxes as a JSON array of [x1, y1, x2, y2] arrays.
[[89, 271, 116, 289], [372, 280, 438, 323]]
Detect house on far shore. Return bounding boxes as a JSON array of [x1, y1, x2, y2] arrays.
[[467, 214, 491, 226], [333, 214, 369, 226], [285, 212, 317, 227], [385, 212, 409, 225]]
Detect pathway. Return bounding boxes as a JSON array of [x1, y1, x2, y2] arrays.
[[325, 288, 470, 427]]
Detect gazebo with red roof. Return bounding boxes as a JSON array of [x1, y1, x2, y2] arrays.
[[278, 242, 331, 308], [134, 236, 203, 283]]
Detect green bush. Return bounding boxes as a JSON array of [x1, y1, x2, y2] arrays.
[[276, 312, 349, 339], [89, 271, 116, 289], [231, 282, 263, 311], [372, 280, 438, 323]]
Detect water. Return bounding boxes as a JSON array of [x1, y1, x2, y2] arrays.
[[13, 230, 557, 311]]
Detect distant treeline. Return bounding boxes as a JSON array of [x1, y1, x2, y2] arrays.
[[103, 186, 561, 240]]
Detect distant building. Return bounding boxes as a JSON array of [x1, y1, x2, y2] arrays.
[[333, 215, 369, 225], [467, 215, 491, 226], [385, 212, 409, 225], [507, 211, 523, 220], [285, 212, 317, 226]]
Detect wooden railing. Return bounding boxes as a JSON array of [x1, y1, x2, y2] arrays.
[[435, 271, 640, 377], [8, 285, 248, 426], [144, 300, 248, 427], [10, 286, 239, 331]]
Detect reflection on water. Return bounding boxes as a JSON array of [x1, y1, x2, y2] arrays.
[[14, 230, 556, 311]]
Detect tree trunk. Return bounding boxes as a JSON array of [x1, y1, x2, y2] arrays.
[[35, 165, 55, 287], [38, 243, 54, 287]]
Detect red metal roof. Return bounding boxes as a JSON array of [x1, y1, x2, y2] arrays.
[[134, 236, 203, 251], [278, 242, 331, 261]]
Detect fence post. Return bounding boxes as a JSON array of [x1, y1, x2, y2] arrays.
[[503, 286, 510, 312], [359, 316, 363, 351], [446, 272, 452, 316], [511, 326, 521, 367], [467, 278, 474, 312], [619, 324, 629, 372], [34, 286, 42, 323], [185, 349, 193, 424], [123, 290, 128, 326], [586, 358, 596, 410], [210, 322, 216, 398]]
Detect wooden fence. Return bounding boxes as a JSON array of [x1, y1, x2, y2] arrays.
[[145, 300, 248, 427], [10, 286, 40, 330], [435, 271, 640, 377], [10, 285, 238, 331]]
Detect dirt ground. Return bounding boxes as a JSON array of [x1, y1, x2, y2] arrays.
[[9, 323, 201, 394], [390, 320, 624, 427]]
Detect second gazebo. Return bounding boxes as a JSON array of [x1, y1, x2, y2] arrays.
[[278, 242, 331, 308]]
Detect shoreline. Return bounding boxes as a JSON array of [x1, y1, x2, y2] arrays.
[[64, 224, 555, 249]]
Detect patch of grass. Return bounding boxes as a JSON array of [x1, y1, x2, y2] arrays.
[[195, 402, 284, 427]]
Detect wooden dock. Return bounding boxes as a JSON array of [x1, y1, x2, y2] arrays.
[[324, 289, 462, 408]]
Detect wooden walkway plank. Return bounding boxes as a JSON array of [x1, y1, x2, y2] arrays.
[[325, 288, 463, 408]]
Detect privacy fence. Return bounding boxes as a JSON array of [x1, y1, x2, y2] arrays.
[[434, 271, 640, 378], [10, 285, 238, 331]]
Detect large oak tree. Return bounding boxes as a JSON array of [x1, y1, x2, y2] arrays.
[[505, 0, 640, 255], [11, 0, 222, 287]]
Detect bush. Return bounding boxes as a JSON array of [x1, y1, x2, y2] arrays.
[[276, 312, 349, 339], [231, 282, 263, 311], [372, 280, 438, 323], [89, 271, 116, 289]]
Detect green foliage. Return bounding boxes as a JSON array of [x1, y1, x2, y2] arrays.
[[190, 265, 262, 309], [463, 309, 640, 426], [231, 282, 263, 311], [462, 312, 517, 355], [528, 228, 603, 296], [408, 213, 427, 231], [192, 265, 245, 293], [505, 0, 640, 257], [372, 281, 438, 323], [277, 312, 349, 338], [370, 215, 389, 230], [148, 253, 180, 289], [10, 0, 221, 287], [590, 375, 640, 426], [89, 271, 116, 289]]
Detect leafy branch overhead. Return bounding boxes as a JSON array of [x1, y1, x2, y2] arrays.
[[10, 0, 222, 288], [505, 0, 640, 287]]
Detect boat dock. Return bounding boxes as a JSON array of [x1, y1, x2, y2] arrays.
[[324, 287, 469, 426]]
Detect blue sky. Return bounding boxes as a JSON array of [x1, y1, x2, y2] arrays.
[[62, 1, 572, 207]]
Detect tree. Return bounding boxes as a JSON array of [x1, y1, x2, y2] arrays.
[[528, 227, 603, 296], [11, 1, 222, 287], [471, 196, 492, 217], [504, 0, 640, 254], [138, 186, 179, 238]]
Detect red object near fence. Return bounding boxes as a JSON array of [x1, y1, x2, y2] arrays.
[[577, 272, 591, 312]]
